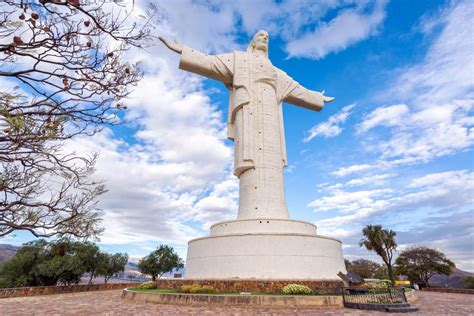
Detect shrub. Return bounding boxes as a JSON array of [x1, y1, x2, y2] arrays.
[[194, 285, 214, 294], [179, 284, 194, 293], [282, 284, 313, 295], [137, 281, 156, 289], [179, 284, 215, 294], [366, 281, 390, 293]]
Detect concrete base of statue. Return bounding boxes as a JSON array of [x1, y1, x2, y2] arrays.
[[185, 218, 346, 279]]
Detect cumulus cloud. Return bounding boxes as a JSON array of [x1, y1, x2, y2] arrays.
[[304, 104, 355, 141], [357, 104, 409, 133], [331, 164, 374, 177], [389, 1, 474, 108], [64, 126, 234, 247], [149, 0, 387, 60], [313, 170, 474, 270], [285, 0, 387, 59], [358, 99, 474, 165], [356, 1, 474, 166], [52, 1, 245, 250], [150, 0, 238, 53], [408, 170, 473, 188], [345, 173, 393, 186], [309, 188, 392, 213], [311, 1, 474, 271]]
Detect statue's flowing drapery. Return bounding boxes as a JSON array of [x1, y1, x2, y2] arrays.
[[179, 46, 326, 219]]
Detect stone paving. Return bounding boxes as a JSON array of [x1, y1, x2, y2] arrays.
[[0, 290, 472, 315]]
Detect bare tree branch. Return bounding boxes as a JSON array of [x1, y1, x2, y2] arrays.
[[0, 0, 156, 239]]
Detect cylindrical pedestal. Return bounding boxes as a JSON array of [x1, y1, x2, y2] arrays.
[[185, 219, 346, 279]]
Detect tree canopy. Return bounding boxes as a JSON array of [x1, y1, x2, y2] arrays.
[[395, 246, 455, 287], [0, 0, 154, 238], [464, 276, 474, 289], [346, 258, 388, 279], [138, 245, 184, 281], [96, 252, 128, 284], [0, 239, 128, 287], [360, 224, 398, 284]]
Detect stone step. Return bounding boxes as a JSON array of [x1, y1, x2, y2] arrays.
[[389, 303, 411, 308], [386, 305, 420, 313]]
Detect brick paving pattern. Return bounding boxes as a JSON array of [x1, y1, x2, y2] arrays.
[[0, 290, 472, 315]]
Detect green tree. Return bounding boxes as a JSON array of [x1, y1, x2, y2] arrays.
[[395, 246, 455, 287], [0, 239, 127, 287], [347, 259, 385, 279], [0, 239, 87, 287], [96, 252, 128, 284], [464, 276, 474, 289], [373, 265, 389, 280], [74, 241, 100, 285], [0, 239, 50, 287], [360, 225, 398, 284], [138, 245, 184, 281]]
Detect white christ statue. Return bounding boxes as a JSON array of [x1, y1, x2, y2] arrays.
[[160, 30, 334, 220]]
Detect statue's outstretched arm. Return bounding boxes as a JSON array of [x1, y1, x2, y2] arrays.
[[284, 85, 334, 111], [159, 37, 183, 54], [159, 36, 233, 84]]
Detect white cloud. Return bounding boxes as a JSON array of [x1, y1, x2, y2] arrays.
[[55, 3, 242, 247], [389, 1, 474, 108], [331, 163, 374, 177], [149, 0, 386, 60], [314, 170, 474, 269], [191, 177, 239, 229], [408, 170, 473, 188], [359, 99, 474, 165], [64, 127, 234, 246], [356, 1, 474, 166], [304, 103, 355, 141], [345, 173, 393, 186], [151, 0, 238, 53], [286, 0, 387, 59], [309, 188, 392, 213], [310, 2, 474, 271], [357, 104, 409, 133]]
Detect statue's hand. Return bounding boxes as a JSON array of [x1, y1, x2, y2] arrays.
[[321, 90, 335, 103], [323, 96, 335, 103], [159, 36, 183, 54]]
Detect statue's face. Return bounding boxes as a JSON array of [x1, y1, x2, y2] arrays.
[[254, 31, 269, 52]]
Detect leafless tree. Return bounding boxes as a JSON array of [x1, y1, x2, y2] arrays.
[[0, 0, 155, 238]]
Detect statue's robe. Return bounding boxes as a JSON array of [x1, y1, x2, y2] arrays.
[[179, 47, 325, 219]]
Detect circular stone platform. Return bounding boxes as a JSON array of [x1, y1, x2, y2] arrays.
[[210, 218, 317, 235], [186, 218, 346, 279]]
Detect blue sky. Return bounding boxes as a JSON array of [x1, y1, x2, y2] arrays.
[[2, 0, 473, 272]]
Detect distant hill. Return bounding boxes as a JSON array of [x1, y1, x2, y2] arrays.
[[0, 244, 19, 264], [429, 268, 473, 289], [126, 261, 139, 271]]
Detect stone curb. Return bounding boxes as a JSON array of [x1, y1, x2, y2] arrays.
[[121, 288, 344, 308]]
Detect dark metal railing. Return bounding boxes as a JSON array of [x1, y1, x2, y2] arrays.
[[342, 287, 407, 305]]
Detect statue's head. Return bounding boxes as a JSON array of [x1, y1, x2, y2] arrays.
[[247, 30, 269, 58]]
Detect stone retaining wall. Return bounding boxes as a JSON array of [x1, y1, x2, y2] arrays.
[[122, 289, 343, 308], [421, 288, 474, 295], [0, 283, 138, 299], [405, 289, 419, 302], [154, 279, 343, 294]]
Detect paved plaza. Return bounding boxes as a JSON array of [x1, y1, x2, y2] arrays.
[[0, 290, 472, 315]]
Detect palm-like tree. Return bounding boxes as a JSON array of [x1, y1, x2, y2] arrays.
[[360, 225, 398, 284]]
